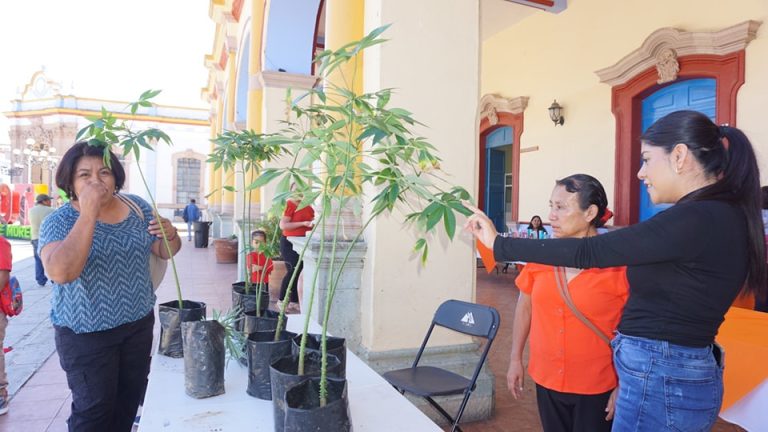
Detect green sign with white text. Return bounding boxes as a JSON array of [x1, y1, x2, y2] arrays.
[[1, 224, 31, 240]]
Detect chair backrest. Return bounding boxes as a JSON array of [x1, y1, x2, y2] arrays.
[[412, 299, 500, 367], [433, 299, 500, 340]]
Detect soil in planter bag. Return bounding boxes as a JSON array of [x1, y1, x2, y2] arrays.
[[284, 377, 351, 432], [246, 330, 296, 400], [270, 351, 343, 432], [158, 300, 207, 358], [182, 320, 226, 399], [292, 333, 347, 378]]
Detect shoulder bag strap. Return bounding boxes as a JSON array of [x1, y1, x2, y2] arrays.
[[117, 194, 144, 221], [554, 266, 612, 346]]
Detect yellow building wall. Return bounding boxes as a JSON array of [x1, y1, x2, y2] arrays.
[[361, 0, 479, 351], [482, 0, 768, 220]]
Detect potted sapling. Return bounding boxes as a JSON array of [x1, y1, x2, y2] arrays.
[[76, 90, 206, 358]]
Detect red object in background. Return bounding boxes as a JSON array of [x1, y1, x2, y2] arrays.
[[0, 184, 10, 222], [2, 347, 11, 354], [13, 184, 34, 225]]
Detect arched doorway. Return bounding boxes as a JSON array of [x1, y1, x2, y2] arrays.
[[478, 95, 528, 230], [595, 21, 759, 225], [485, 126, 513, 232]]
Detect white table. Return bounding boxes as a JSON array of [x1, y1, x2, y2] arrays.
[[138, 315, 442, 431]]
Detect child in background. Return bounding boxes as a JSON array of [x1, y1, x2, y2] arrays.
[[247, 230, 273, 289]]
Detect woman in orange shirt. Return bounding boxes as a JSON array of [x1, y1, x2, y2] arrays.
[[507, 174, 628, 432]]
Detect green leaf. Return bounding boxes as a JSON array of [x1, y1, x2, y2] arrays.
[[425, 205, 444, 232], [248, 169, 282, 189], [443, 207, 456, 240]]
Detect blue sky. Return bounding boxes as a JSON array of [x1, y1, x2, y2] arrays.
[[0, 0, 214, 142]]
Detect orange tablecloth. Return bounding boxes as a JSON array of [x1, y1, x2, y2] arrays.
[[716, 306, 768, 411]]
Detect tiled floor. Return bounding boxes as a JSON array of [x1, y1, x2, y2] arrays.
[[0, 245, 748, 431]]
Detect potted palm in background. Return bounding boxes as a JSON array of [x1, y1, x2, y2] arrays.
[[252, 25, 473, 431], [76, 90, 206, 358]]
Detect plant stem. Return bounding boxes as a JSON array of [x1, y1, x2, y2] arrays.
[[297, 194, 328, 376], [135, 160, 183, 309], [273, 214, 323, 342]]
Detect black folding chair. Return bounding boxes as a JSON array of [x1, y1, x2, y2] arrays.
[[382, 299, 500, 432]]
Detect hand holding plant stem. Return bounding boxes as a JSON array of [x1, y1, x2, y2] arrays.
[[76, 90, 184, 309]]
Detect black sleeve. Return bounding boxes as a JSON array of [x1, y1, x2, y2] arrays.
[[493, 202, 714, 268]]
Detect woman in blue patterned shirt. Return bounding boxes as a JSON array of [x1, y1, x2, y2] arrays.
[[38, 142, 181, 432]]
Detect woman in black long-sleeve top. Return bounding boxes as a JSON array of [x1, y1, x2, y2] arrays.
[[465, 110, 767, 432]]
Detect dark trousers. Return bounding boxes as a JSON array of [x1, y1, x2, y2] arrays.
[[279, 236, 301, 303], [55, 312, 154, 432], [31, 239, 47, 285], [535, 384, 613, 432]]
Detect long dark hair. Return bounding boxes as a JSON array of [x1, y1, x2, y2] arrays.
[[640, 110, 766, 299], [555, 174, 610, 228], [527, 215, 545, 232]]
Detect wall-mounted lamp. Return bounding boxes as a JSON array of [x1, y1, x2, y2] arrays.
[[548, 100, 564, 126]]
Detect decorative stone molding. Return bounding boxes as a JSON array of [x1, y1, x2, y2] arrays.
[[251, 71, 320, 91], [596, 20, 761, 86], [478, 94, 529, 125], [655, 48, 680, 84]]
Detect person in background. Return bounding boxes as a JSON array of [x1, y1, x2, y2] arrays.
[[247, 230, 273, 289], [508, 175, 627, 432], [0, 235, 12, 415], [465, 111, 766, 431], [29, 193, 55, 286], [279, 193, 314, 314], [527, 215, 548, 239], [182, 198, 201, 242], [39, 141, 181, 431]]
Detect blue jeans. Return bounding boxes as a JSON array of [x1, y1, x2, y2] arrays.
[[31, 239, 47, 285], [610, 332, 723, 432], [186, 222, 193, 241]]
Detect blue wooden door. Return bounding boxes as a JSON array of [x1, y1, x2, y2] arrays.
[[485, 127, 511, 232], [639, 78, 716, 221]]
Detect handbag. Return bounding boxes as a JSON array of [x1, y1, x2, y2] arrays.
[[117, 194, 168, 291], [554, 266, 612, 345]]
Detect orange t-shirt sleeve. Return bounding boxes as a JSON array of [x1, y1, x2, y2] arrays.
[[515, 264, 535, 295]]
